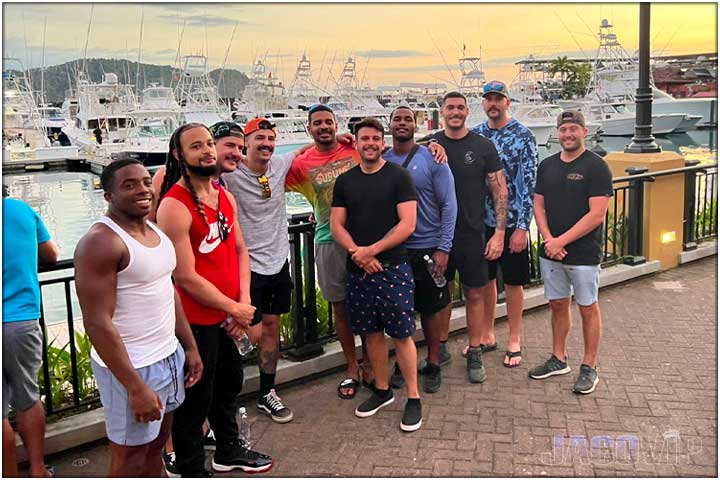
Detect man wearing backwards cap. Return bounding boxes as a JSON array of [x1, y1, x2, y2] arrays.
[[529, 109, 613, 395]]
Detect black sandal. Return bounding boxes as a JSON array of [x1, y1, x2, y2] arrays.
[[337, 378, 360, 399], [504, 350, 522, 368]]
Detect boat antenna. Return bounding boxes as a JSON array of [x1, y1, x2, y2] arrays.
[[554, 11, 590, 61], [218, 21, 238, 98], [656, 27, 680, 58], [40, 17, 47, 107], [427, 30, 459, 88], [136, 5, 145, 91], [359, 51, 372, 89], [82, 4, 94, 75]]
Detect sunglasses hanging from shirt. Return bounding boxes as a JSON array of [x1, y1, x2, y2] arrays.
[[257, 174, 271, 198]]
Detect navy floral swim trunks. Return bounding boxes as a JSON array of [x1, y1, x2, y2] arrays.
[[347, 263, 416, 339]]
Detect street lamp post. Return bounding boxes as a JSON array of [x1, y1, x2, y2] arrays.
[[625, 2, 662, 153]]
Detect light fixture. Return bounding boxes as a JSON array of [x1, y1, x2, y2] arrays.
[[660, 231, 676, 244]]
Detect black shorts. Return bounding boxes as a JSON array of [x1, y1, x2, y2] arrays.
[[250, 261, 293, 325], [486, 226, 531, 286], [444, 232, 489, 288], [407, 248, 451, 315]]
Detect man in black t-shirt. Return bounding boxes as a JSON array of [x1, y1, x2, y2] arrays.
[[426, 92, 509, 385], [331, 117, 423, 432], [529, 110, 613, 395]]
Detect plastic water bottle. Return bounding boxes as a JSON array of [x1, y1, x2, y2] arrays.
[[236, 406, 252, 447], [222, 318, 255, 356], [423, 254, 447, 288]]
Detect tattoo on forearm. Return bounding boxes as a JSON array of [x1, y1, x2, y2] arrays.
[[494, 191, 508, 230], [259, 347, 278, 374]]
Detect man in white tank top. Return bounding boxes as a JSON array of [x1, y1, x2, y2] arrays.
[[75, 159, 203, 477]]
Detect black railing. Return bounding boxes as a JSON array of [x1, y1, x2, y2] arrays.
[[35, 163, 718, 417]]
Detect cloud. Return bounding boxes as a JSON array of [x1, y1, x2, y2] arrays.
[[355, 50, 430, 58], [383, 64, 461, 73], [157, 14, 246, 28]]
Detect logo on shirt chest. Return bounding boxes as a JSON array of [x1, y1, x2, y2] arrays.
[[464, 151, 475, 165], [567, 173, 584, 181]]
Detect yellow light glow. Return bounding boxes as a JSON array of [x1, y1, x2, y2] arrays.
[[660, 231, 676, 244]]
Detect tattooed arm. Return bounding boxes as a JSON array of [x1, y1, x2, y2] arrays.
[[485, 169, 509, 261]]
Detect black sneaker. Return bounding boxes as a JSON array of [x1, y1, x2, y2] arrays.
[[418, 342, 452, 374], [257, 389, 294, 423], [466, 346, 486, 383], [528, 354, 572, 380], [573, 364, 599, 394], [212, 440, 273, 474], [203, 428, 217, 451], [355, 387, 394, 418], [163, 451, 180, 478], [389, 362, 405, 389], [400, 399, 422, 432], [422, 362, 441, 394]]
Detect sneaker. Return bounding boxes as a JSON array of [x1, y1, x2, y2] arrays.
[[257, 389, 294, 423], [203, 428, 217, 451], [466, 346, 487, 383], [355, 387, 394, 418], [400, 399, 423, 432], [389, 362, 405, 389], [163, 451, 180, 478], [573, 364, 599, 394], [418, 343, 452, 374], [422, 362, 442, 394], [528, 354, 572, 380], [212, 440, 273, 474]]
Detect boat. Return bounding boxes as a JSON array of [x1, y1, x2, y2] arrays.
[[287, 54, 320, 110], [60, 71, 136, 158], [174, 55, 232, 126], [563, 100, 684, 136], [233, 59, 289, 120]]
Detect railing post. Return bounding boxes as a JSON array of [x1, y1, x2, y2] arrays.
[[683, 160, 701, 251], [624, 166, 650, 265]]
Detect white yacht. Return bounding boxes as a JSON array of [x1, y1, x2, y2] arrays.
[[113, 110, 180, 169], [510, 103, 601, 144], [174, 55, 232, 126]]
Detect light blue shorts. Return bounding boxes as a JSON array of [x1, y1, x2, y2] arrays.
[[92, 344, 185, 446], [539, 257, 601, 306]]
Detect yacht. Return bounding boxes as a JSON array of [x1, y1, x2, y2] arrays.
[[174, 55, 232, 126]]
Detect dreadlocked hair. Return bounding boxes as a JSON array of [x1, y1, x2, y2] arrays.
[[178, 157, 210, 226], [158, 122, 208, 200]]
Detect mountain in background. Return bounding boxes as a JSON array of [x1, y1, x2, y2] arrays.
[[22, 58, 250, 103]]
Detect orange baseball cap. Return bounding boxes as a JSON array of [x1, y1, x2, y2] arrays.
[[244, 118, 277, 136]]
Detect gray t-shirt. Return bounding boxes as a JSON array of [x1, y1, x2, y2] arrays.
[[223, 152, 295, 275]]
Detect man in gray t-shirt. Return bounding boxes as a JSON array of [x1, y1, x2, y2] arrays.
[[222, 118, 304, 424]]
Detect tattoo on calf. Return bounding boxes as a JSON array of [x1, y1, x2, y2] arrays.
[[259, 348, 278, 374]]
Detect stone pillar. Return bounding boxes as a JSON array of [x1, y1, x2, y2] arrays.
[[605, 151, 685, 270]]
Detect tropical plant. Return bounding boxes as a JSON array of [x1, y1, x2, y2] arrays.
[[565, 63, 593, 99], [548, 56, 573, 90], [695, 198, 718, 239], [37, 331, 97, 409]]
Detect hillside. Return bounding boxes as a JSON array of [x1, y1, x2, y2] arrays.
[[23, 58, 249, 103]]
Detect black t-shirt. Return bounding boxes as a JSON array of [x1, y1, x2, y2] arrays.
[[535, 150, 613, 265], [332, 161, 418, 272], [431, 130, 502, 236]]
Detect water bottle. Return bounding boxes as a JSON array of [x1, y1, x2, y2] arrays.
[[423, 254, 447, 288], [222, 318, 255, 356], [236, 406, 252, 447]]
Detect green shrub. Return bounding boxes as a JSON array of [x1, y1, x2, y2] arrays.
[[37, 331, 97, 409]]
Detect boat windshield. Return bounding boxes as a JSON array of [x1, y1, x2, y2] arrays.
[[134, 121, 175, 138]]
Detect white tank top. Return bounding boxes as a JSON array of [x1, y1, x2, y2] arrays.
[[89, 216, 179, 369]]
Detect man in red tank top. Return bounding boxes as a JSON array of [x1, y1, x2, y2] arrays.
[[157, 124, 272, 476]]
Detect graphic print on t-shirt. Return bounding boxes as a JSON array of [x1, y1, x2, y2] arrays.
[[308, 155, 356, 226], [198, 216, 233, 254]]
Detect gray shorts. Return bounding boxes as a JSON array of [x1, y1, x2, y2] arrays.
[[316, 242, 348, 303], [2, 320, 43, 418], [92, 344, 185, 446], [539, 257, 601, 306]]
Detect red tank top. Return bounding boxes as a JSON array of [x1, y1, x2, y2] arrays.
[[163, 183, 241, 326]]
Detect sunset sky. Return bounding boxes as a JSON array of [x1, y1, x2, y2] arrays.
[[3, 2, 717, 91]]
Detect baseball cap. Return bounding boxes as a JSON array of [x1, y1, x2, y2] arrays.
[[556, 109, 586, 128], [244, 118, 277, 136], [209, 121, 244, 140], [481, 80, 509, 99]]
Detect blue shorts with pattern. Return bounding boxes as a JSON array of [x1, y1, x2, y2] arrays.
[[347, 263, 416, 339]]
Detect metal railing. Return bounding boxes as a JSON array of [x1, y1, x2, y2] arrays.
[[34, 162, 718, 416]]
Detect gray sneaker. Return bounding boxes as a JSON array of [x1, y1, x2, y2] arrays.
[[528, 354, 571, 380], [573, 364, 599, 394], [389, 362, 405, 389], [418, 342, 452, 374], [466, 346, 486, 383], [422, 362, 441, 393]]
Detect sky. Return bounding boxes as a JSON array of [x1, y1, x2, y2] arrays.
[[2, 2, 717, 93]]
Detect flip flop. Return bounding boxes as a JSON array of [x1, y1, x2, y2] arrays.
[[504, 350, 522, 368], [461, 342, 498, 358], [337, 378, 360, 400]]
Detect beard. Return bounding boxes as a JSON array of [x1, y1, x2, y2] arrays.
[[185, 162, 219, 178]]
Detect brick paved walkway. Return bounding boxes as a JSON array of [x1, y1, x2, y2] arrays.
[[43, 257, 717, 477]]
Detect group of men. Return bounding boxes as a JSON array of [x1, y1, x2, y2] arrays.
[[2, 78, 613, 477]]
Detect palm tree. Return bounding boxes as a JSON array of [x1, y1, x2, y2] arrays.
[[548, 56, 573, 89], [566, 63, 593, 98]]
